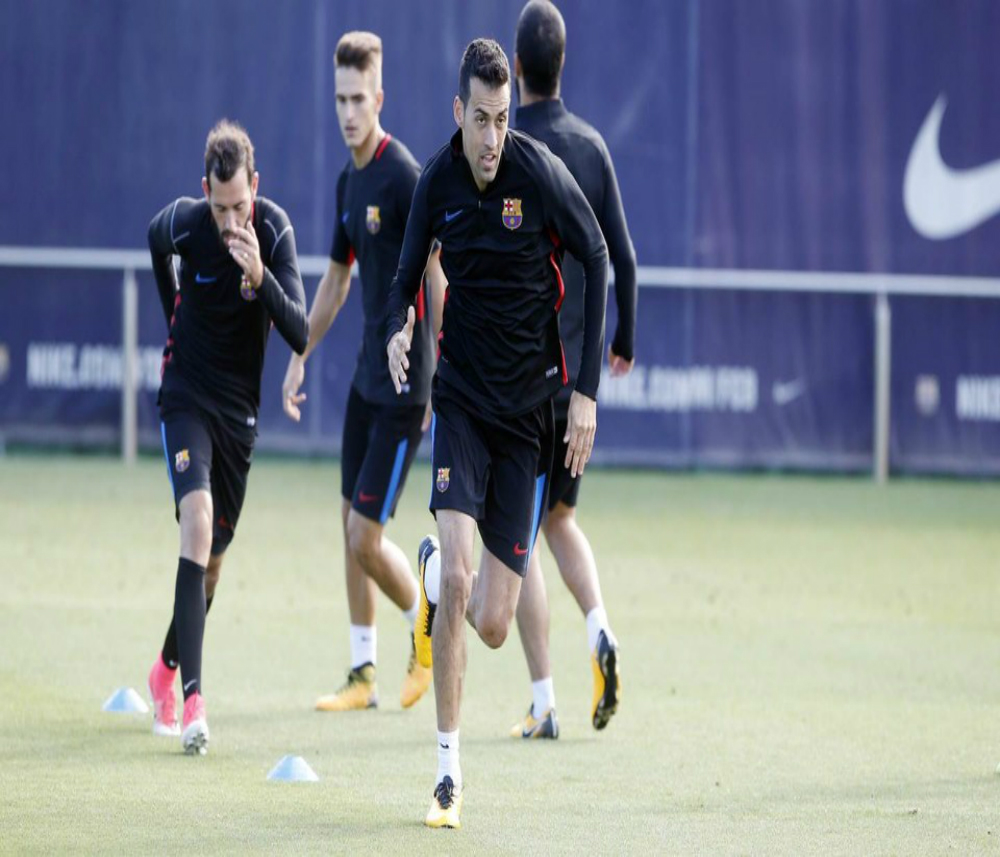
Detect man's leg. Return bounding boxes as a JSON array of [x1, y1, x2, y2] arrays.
[[347, 511, 419, 613], [511, 544, 558, 737], [543, 501, 602, 617], [425, 511, 521, 828], [544, 501, 620, 730], [151, 408, 214, 746], [173, 488, 212, 753], [315, 499, 380, 711]]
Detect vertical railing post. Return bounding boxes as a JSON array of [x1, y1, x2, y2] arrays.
[[873, 291, 891, 483], [121, 267, 138, 465]]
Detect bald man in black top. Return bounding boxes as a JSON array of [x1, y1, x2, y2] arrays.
[[385, 38, 608, 829], [146, 120, 308, 755], [509, 0, 637, 741]]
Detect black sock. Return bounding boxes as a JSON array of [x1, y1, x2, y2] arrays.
[[173, 557, 207, 700], [162, 592, 214, 670]]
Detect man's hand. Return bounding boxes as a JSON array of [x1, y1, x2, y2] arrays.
[[421, 397, 433, 433], [608, 344, 634, 378], [282, 354, 307, 421], [387, 306, 415, 394], [228, 223, 264, 289], [565, 390, 597, 478]]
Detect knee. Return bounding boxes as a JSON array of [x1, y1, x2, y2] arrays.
[[543, 504, 574, 542], [178, 493, 213, 559], [346, 515, 380, 570], [476, 612, 510, 649], [440, 562, 472, 610]]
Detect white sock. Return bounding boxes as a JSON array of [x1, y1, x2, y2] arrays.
[[531, 677, 556, 718], [436, 729, 461, 789], [403, 592, 419, 631], [585, 606, 615, 652], [349, 624, 376, 669], [424, 548, 441, 604]]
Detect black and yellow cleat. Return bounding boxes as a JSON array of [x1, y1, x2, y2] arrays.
[[400, 632, 432, 709], [591, 630, 620, 730], [315, 663, 378, 712], [425, 776, 462, 829], [509, 706, 559, 739], [415, 535, 439, 669]]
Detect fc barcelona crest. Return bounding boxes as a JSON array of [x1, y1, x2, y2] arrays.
[[239, 275, 257, 301], [175, 449, 190, 473], [436, 467, 450, 492], [502, 198, 523, 230], [366, 205, 381, 235]]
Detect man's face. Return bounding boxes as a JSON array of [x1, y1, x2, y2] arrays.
[[335, 65, 383, 150], [202, 169, 258, 245], [454, 77, 510, 191]]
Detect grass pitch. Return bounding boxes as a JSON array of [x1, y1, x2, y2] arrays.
[[1, 455, 999, 854]]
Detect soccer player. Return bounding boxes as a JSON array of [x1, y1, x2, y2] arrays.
[[386, 39, 609, 828], [282, 31, 443, 712], [146, 120, 308, 754], [509, 0, 637, 739]]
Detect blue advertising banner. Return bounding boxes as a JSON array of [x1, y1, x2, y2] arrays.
[[596, 288, 874, 470], [3, 1, 1000, 474]]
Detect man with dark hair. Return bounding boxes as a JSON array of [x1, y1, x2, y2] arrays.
[[146, 119, 308, 755], [510, 0, 636, 739], [282, 31, 444, 713], [386, 37, 608, 829]]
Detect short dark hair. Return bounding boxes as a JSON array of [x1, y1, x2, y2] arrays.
[[458, 38, 510, 106], [515, 1, 566, 99], [335, 31, 383, 76], [204, 119, 255, 189]]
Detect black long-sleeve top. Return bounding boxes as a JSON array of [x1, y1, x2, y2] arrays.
[[385, 128, 608, 418], [516, 99, 637, 416], [148, 195, 307, 418]]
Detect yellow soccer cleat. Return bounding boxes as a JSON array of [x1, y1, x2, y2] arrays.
[[400, 633, 432, 709], [315, 663, 378, 712], [415, 535, 439, 669], [509, 706, 559, 739], [591, 630, 621, 730], [425, 776, 462, 829]]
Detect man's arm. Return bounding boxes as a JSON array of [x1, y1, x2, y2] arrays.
[[282, 260, 351, 421], [599, 152, 638, 373], [540, 151, 609, 476], [385, 169, 434, 393], [147, 200, 184, 330], [543, 154, 609, 401], [230, 216, 309, 355], [419, 243, 447, 430]]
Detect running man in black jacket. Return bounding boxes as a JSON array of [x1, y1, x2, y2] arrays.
[[510, 0, 637, 741], [146, 120, 308, 755], [385, 39, 608, 829]]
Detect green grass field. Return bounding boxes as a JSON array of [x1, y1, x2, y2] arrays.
[[2, 455, 1000, 854]]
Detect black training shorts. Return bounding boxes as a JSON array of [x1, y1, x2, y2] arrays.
[[547, 414, 582, 511], [159, 394, 255, 556], [428, 379, 553, 576], [341, 385, 426, 524]]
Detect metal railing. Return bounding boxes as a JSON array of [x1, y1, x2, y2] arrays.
[[4, 244, 1000, 480]]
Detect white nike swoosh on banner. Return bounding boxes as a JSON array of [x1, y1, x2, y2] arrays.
[[904, 94, 1000, 240], [772, 380, 805, 406]]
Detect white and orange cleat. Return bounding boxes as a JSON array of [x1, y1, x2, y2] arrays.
[[147, 657, 180, 737], [181, 692, 209, 755]]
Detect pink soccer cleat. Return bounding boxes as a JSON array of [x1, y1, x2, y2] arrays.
[[147, 657, 180, 737], [181, 692, 209, 755]]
